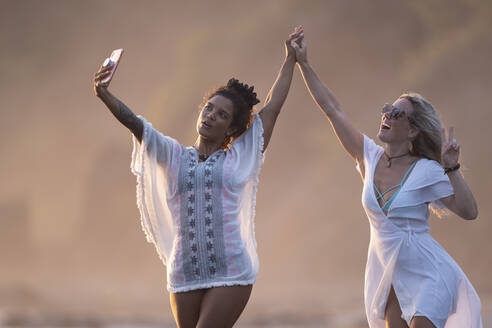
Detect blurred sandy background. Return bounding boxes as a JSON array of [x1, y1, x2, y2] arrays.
[[1, 0, 491, 327]]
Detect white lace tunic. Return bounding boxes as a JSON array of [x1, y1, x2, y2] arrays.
[[358, 135, 482, 328], [131, 114, 264, 292]]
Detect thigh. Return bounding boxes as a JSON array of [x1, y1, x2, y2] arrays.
[[410, 316, 436, 328], [170, 288, 206, 328], [385, 285, 408, 328], [197, 285, 253, 328]]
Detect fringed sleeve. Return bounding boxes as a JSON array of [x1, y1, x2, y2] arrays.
[[130, 116, 183, 265]]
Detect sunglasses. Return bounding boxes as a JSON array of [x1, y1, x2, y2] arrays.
[[381, 103, 416, 126], [381, 103, 407, 119]]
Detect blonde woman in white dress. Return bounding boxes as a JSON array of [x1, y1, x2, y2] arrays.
[[290, 29, 482, 328]]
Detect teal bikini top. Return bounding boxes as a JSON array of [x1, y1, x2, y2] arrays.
[[374, 161, 417, 213]]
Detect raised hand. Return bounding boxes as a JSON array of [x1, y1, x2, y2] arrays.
[[290, 26, 307, 63], [285, 25, 303, 60], [93, 64, 113, 97], [441, 126, 460, 168]]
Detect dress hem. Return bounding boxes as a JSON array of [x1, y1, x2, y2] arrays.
[[168, 279, 256, 293]]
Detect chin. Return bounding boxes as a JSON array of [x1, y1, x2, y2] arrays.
[[377, 130, 390, 143], [197, 128, 209, 138], [198, 127, 219, 141]]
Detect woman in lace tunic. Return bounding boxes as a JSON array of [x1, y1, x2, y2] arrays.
[[92, 27, 303, 328], [290, 32, 482, 328]]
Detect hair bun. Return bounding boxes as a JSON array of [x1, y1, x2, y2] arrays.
[[227, 77, 260, 108]]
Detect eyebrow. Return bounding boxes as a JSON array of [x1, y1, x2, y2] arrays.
[[207, 102, 230, 116]]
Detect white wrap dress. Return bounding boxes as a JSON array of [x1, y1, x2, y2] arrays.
[[358, 135, 482, 328], [131, 114, 264, 292]]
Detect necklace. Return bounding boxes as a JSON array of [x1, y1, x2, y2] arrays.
[[384, 152, 409, 168], [198, 153, 209, 162]]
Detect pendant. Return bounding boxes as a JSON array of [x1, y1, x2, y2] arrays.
[[386, 159, 391, 168]]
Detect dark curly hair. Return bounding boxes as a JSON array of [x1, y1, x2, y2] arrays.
[[200, 78, 260, 148]]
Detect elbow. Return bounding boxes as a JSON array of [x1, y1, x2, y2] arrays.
[[462, 208, 478, 220], [264, 101, 283, 116]]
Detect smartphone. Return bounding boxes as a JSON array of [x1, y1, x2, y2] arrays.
[[101, 48, 123, 84]]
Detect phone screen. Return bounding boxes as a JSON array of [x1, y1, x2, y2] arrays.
[[101, 48, 123, 83], [109, 49, 123, 64]]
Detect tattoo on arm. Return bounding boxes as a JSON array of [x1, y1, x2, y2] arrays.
[[100, 90, 143, 142], [115, 99, 143, 142]]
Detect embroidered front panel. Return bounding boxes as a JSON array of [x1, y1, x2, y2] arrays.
[[178, 149, 227, 282]]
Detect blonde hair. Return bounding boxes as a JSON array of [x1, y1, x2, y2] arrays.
[[399, 92, 442, 164], [400, 93, 448, 217]]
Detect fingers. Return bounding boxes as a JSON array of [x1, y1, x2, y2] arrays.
[[441, 126, 460, 160], [300, 38, 306, 48], [288, 31, 302, 42], [446, 126, 459, 150], [94, 70, 111, 82], [290, 36, 306, 52], [290, 38, 300, 50], [94, 79, 109, 88], [98, 64, 113, 74], [295, 25, 304, 43], [288, 25, 304, 40], [448, 126, 454, 143], [93, 67, 112, 89]]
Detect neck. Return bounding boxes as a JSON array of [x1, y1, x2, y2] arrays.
[[385, 141, 409, 158], [194, 136, 223, 156]]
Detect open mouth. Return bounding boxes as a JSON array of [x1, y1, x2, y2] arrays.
[[381, 122, 391, 130], [202, 121, 211, 128]]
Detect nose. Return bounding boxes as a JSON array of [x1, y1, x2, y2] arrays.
[[207, 109, 217, 121], [382, 111, 395, 120]]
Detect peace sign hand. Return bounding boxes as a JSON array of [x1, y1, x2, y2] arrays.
[[441, 126, 460, 168]]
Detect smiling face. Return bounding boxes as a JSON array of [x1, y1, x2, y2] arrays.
[[377, 97, 419, 144], [196, 95, 236, 144]]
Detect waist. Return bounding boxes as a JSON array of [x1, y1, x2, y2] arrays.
[[387, 217, 430, 234]]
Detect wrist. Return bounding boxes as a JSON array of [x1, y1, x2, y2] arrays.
[[96, 86, 108, 98], [297, 59, 309, 67], [444, 163, 460, 174], [285, 53, 296, 63]]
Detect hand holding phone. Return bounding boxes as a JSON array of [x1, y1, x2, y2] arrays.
[[100, 48, 123, 84]]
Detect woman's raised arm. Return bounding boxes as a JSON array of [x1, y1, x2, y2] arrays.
[[93, 64, 143, 142], [292, 33, 365, 171], [258, 27, 302, 152]]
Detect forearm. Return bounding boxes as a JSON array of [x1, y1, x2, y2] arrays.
[[447, 170, 478, 219], [97, 88, 143, 142], [258, 54, 295, 152], [297, 60, 342, 117], [296, 59, 364, 164], [264, 55, 296, 112]]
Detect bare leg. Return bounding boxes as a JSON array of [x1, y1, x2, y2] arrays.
[[410, 316, 436, 328], [197, 285, 253, 328], [170, 288, 206, 328], [385, 285, 408, 328]]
